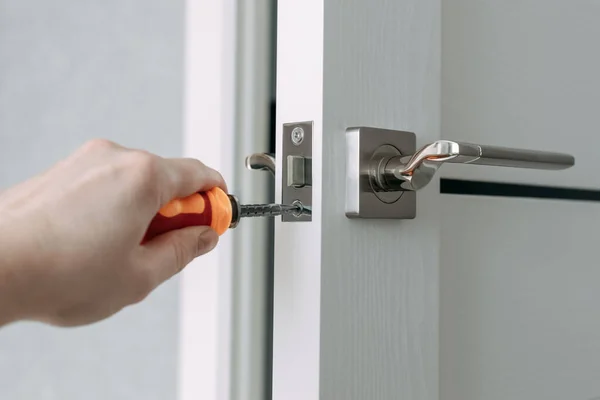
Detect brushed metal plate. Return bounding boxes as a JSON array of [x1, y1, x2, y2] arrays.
[[282, 121, 312, 221], [345, 127, 417, 219]]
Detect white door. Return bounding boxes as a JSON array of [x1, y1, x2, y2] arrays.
[[440, 2, 600, 400], [272, 1, 599, 400], [273, 1, 441, 398]]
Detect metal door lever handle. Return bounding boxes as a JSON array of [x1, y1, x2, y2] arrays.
[[345, 127, 576, 219], [245, 152, 312, 188], [245, 153, 276, 176], [375, 140, 575, 192]]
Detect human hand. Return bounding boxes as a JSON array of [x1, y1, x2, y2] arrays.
[[0, 139, 226, 327]]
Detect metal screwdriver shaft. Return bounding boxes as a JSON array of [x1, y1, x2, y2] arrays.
[[228, 195, 310, 229], [240, 203, 303, 218]]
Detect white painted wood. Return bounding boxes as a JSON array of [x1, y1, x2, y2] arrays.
[[440, 1, 600, 399], [179, 1, 237, 399], [441, 197, 600, 400], [273, 1, 441, 399]]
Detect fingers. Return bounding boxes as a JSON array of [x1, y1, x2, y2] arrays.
[[71, 140, 228, 212], [160, 158, 227, 203], [138, 226, 219, 288], [74, 141, 227, 201]]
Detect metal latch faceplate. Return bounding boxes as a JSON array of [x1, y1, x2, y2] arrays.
[[282, 121, 313, 222]]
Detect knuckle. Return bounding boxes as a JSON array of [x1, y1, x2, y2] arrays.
[[195, 233, 211, 256], [127, 151, 162, 196], [214, 170, 226, 185], [188, 158, 213, 176], [171, 241, 190, 273], [199, 161, 226, 187], [189, 158, 206, 169], [82, 138, 117, 153], [130, 150, 159, 174], [163, 237, 196, 278]]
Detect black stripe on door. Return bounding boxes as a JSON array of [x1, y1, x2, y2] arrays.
[[440, 179, 600, 202]]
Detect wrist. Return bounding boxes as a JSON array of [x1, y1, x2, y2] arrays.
[[0, 228, 35, 326], [0, 264, 24, 326]]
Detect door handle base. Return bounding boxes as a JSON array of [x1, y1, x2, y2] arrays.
[[345, 127, 417, 219]]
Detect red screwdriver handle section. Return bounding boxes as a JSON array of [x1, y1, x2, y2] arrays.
[[142, 187, 233, 243]]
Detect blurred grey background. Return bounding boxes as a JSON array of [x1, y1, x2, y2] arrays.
[[0, 1, 184, 398]]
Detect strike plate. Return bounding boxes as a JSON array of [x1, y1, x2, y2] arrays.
[[282, 121, 312, 222], [345, 127, 417, 219]]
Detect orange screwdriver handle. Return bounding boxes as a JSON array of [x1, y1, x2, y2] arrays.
[[142, 187, 233, 243]]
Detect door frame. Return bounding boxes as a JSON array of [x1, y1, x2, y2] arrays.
[[178, 1, 273, 399]]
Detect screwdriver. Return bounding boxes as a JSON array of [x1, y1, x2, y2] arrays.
[[142, 187, 307, 243]]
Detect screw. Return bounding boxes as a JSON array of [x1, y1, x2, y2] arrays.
[[291, 200, 305, 218], [291, 127, 304, 146]]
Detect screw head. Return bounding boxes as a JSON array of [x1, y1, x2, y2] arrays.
[[291, 127, 304, 146], [291, 200, 305, 218]]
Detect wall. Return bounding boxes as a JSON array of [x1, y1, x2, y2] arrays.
[[0, 1, 183, 399]]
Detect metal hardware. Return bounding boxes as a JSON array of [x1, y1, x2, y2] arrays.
[[291, 200, 311, 218], [282, 121, 313, 221], [346, 127, 575, 219], [245, 152, 312, 188], [346, 127, 417, 219], [239, 203, 307, 218], [291, 127, 305, 146], [245, 153, 275, 176], [287, 155, 312, 188], [243, 122, 313, 222], [228, 194, 242, 229], [228, 194, 312, 228]]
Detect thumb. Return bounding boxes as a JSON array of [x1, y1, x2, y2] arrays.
[[142, 226, 219, 285]]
